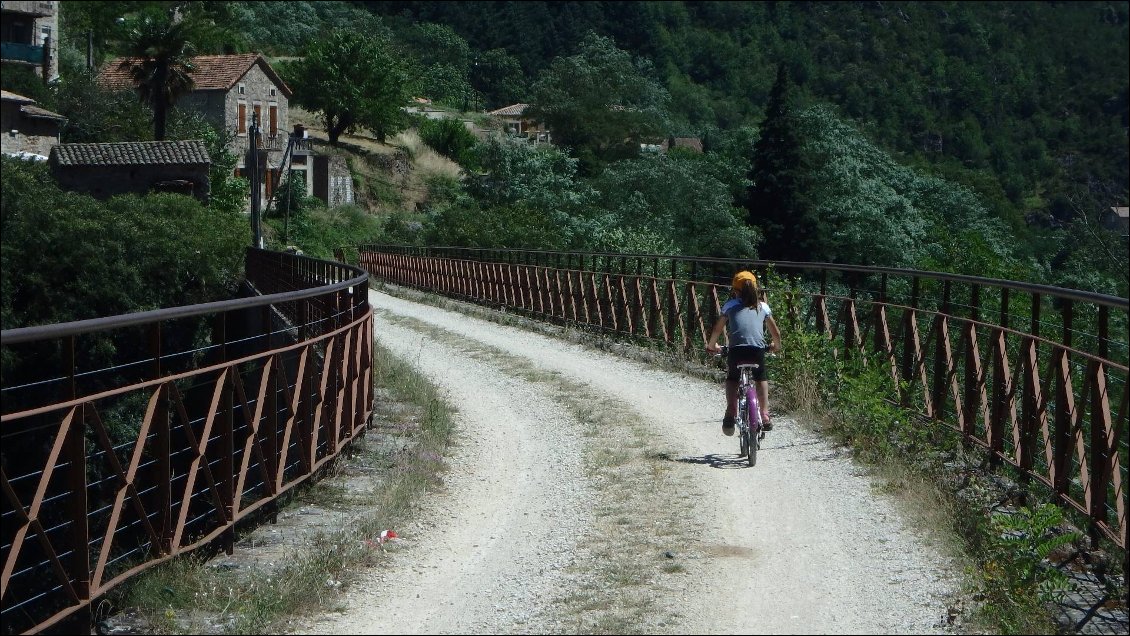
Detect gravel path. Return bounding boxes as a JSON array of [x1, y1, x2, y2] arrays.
[[297, 288, 965, 634]]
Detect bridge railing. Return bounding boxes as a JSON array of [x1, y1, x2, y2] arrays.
[[0, 248, 374, 635], [359, 244, 1127, 553]]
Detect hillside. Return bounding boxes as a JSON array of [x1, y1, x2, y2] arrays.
[[287, 105, 463, 216]]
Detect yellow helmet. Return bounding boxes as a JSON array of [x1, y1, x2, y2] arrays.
[[732, 270, 757, 292]]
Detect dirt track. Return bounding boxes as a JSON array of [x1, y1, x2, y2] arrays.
[[295, 288, 963, 634]]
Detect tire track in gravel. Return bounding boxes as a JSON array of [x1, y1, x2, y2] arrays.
[[299, 288, 966, 634]]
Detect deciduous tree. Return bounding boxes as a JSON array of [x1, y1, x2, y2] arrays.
[[282, 30, 412, 145], [528, 32, 670, 174]]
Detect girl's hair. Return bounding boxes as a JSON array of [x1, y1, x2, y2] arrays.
[[739, 280, 760, 308]]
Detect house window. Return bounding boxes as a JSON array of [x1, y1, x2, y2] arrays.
[[237, 102, 247, 134], [270, 88, 276, 97], [238, 83, 245, 95], [253, 103, 261, 130], [269, 103, 278, 137]]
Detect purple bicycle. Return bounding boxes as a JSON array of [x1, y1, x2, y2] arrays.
[[720, 345, 764, 467]]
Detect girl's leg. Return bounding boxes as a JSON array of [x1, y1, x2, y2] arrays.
[[725, 380, 738, 417], [756, 380, 770, 423]]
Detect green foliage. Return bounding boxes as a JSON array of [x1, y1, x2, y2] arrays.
[[117, 6, 201, 140], [265, 204, 384, 260], [361, 1, 1128, 292], [471, 48, 527, 109], [266, 173, 316, 220], [0, 65, 53, 105], [588, 154, 759, 258], [975, 505, 1081, 633], [53, 69, 154, 143], [528, 32, 671, 175], [167, 111, 248, 216], [280, 29, 413, 144], [746, 64, 825, 263], [465, 136, 595, 229], [418, 118, 480, 169], [401, 22, 481, 109], [0, 156, 246, 330], [228, 1, 390, 55], [424, 201, 567, 251]]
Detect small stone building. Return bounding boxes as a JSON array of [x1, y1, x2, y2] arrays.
[[100, 54, 352, 209], [488, 103, 551, 144], [50, 140, 211, 202], [1, 89, 63, 157]]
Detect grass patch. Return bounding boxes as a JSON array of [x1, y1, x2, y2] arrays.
[[104, 339, 456, 634]]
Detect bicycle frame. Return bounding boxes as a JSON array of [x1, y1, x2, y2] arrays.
[[736, 364, 762, 466]]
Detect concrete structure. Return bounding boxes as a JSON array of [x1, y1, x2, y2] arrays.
[[49, 140, 211, 202], [0, 1, 58, 82], [1, 89, 63, 157]]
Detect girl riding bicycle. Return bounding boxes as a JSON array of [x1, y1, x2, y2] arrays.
[[705, 271, 781, 437]]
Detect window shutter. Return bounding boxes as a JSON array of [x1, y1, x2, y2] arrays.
[[269, 105, 278, 137], [238, 103, 246, 134]]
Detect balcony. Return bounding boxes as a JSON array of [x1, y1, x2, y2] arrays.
[[0, 1, 56, 17], [0, 41, 45, 65]]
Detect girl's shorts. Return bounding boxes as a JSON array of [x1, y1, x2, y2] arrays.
[[727, 345, 767, 382]]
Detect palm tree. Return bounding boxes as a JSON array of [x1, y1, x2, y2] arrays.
[[118, 10, 197, 141]]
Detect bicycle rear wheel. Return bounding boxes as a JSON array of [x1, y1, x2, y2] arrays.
[[746, 388, 759, 467]]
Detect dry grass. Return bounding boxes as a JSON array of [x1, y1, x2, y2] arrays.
[[391, 128, 463, 180], [285, 107, 463, 215]]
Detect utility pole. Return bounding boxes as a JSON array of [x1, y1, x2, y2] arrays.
[[249, 113, 263, 248]]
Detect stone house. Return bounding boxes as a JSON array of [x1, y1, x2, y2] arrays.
[[641, 136, 703, 155], [487, 103, 551, 144], [0, 0, 58, 82], [1103, 206, 1129, 236], [1, 89, 63, 157], [49, 140, 211, 203], [99, 54, 351, 208]]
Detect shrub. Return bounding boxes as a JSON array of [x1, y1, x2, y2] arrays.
[[417, 118, 480, 170]]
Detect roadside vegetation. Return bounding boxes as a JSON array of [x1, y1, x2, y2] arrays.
[[1, 1, 1125, 633], [771, 326, 1106, 634], [101, 340, 456, 634]]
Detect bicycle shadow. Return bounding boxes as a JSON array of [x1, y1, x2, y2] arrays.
[[670, 453, 752, 470]]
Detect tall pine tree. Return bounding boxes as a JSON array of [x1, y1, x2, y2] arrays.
[[746, 64, 826, 262]]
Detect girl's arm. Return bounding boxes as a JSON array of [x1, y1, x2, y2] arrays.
[[766, 315, 782, 352], [706, 314, 729, 353]]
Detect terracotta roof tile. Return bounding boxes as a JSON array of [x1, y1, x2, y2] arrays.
[[20, 104, 65, 120], [51, 140, 211, 166], [1, 90, 36, 104], [100, 54, 292, 97], [488, 103, 529, 117]]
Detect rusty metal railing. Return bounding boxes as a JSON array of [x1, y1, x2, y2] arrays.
[[359, 244, 1127, 554], [1, 248, 374, 635]]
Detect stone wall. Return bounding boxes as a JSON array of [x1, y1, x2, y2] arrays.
[[1, 100, 59, 156], [224, 63, 289, 164], [52, 163, 210, 202]]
